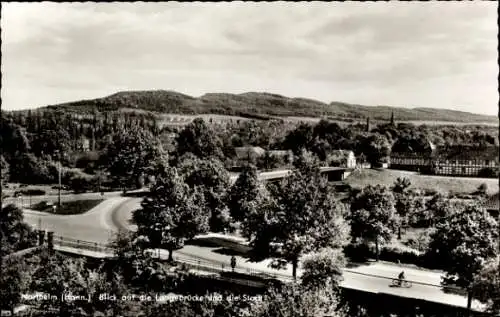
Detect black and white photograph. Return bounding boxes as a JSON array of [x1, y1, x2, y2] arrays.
[[0, 2, 498, 317]]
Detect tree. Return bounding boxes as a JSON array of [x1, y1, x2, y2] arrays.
[[227, 164, 260, 222], [391, 177, 413, 239], [104, 127, 165, 192], [176, 118, 224, 159], [1, 155, 9, 185], [244, 282, 347, 317], [256, 151, 282, 171], [30, 251, 92, 316], [474, 183, 488, 196], [0, 255, 31, 315], [301, 248, 345, 290], [391, 177, 411, 194], [472, 258, 500, 314], [133, 167, 210, 261], [282, 123, 314, 155], [31, 128, 72, 159], [0, 204, 37, 257], [242, 164, 350, 279], [427, 202, 498, 311], [177, 156, 231, 232], [360, 134, 391, 167], [425, 192, 455, 226], [349, 185, 397, 260]]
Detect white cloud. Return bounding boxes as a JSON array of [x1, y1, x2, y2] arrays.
[[1, 2, 498, 115]]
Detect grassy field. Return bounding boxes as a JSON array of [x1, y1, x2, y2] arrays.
[[32, 199, 104, 215], [345, 168, 499, 195]]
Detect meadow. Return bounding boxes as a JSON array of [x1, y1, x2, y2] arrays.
[[345, 168, 499, 195]]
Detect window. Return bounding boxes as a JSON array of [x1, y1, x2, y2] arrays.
[[485, 160, 490, 166]]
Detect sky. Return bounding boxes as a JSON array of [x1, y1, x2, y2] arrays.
[[1, 2, 498, 115]]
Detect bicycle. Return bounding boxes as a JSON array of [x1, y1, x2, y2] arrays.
[[391, 278, 412, 288]]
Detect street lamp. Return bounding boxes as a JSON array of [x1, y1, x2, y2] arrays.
[[54, 150, 63, 209]]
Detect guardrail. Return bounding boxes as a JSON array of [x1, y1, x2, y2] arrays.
[[52, 235, 114, 254]]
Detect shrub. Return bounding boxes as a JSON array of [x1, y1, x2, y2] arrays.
[[32, 201, 50, 211], [14, 189, 46, 196], [478, 167, 499, 178], [344, 242, 442, 270]]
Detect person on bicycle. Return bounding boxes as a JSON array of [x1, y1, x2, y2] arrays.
[[398, 271, 406, 286]]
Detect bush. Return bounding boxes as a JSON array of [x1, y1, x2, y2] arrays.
[[404, 230, 433, 253], [32, 201, 50, 211], [478, 167, 499, 178], [14, 189, 46, 196], [344, 242, 442, 270]]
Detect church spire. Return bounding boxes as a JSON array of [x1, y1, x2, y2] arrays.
[[390, 111, 395, 126]]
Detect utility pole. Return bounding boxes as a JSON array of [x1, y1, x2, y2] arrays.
[[58, 159, 62, 209]]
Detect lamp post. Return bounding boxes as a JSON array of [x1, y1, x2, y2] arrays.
[[55, 150, 62, 209]]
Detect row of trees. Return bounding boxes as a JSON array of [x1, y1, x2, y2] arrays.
[[2, 108, 498, 187]]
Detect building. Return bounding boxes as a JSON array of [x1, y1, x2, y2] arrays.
[[390, 142, 499, 178], [327, 150, 357, 168], [389, 140, 436, 173], [432, 145, 499, 177]]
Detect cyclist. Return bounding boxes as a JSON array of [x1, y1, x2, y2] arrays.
[[398, 271, 406, 286]]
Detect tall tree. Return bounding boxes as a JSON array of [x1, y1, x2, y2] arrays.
[[104, 127, 165, 191], [176, 118, 224, 159], [427, 202, 498, 311], [349, 185, 397, 260], [227, 164, 260, 222], [391, 177, 412, 239], [177, 156, 231, 232], [360, 134, 391, 167], [282, 123, 314, 155], [243, 164, 350, 279], [133, 167, 210, 261]]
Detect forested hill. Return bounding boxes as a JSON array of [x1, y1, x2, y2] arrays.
[[42, 90, 497, 124]]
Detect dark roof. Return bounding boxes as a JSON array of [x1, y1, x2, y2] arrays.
[[433, 145, 499, 161], [391, 139, 435, 155], [485, 192, 499, 211]]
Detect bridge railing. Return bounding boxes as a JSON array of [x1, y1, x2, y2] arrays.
[[52, 235, 114, 254]]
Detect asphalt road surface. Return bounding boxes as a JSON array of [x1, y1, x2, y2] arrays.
[[22, 196, 486, 311]]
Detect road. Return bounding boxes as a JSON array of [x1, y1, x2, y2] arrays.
[[22, 196, 486, 311]]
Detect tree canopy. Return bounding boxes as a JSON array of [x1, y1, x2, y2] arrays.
[[104, 127, 165, 191], [133, 167, 210, 261], [243, 163, 350, 279], [427, 202, 498, 291], [349, 185, 397, 259], [176, 118, 224, 159]]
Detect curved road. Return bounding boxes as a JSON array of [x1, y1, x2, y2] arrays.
[[22, 197, 485, 311]]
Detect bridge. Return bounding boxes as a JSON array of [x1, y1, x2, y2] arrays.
[[231, 166, 354, 184]]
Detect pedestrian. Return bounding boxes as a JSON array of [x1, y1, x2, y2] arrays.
[[230, 255, 236, 272]]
